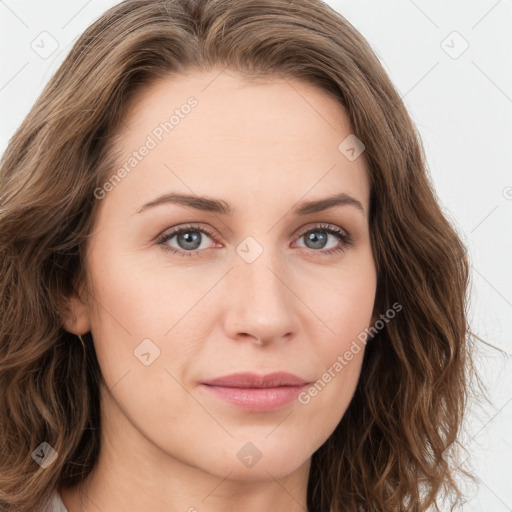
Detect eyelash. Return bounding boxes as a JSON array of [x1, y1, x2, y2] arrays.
[[156, 223, 353, 258]]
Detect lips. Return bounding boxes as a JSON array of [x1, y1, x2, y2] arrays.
[[200, 372, 310, 412], [202, 371, 308, 388]]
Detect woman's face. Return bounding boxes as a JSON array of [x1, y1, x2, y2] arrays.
[[71, 69, 377, 482]]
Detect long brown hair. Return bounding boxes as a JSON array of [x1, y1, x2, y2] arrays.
[[0, 0, 486, 510]]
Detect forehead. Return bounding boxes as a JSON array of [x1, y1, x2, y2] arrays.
[[102, 69, 370, 216], [119, 69, 352, 147]]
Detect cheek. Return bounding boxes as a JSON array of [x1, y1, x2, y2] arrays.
[[298, 348, 365, 456], [305, 250, 377, 356], [298, 252, 376, 413], [297, 282, 372, 440], [87, 236, 183, 335], [85, 238, 216, 396], [84, 241, 164, 384]]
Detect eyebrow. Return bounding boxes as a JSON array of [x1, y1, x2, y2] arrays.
[[135, 192, 365, 216]]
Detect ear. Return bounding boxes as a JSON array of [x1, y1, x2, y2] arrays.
[[60, 279, 92, 335]]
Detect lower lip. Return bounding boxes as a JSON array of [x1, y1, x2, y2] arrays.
[[200, 384, 308, 412]]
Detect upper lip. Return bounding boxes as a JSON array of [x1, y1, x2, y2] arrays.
[[202, 372, 309, 388]]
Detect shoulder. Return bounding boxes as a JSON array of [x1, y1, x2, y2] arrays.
[[41, 491, 69, 512]]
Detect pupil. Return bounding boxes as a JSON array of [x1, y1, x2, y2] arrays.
[[178, 231, 201, 250], [306, 230, 327, 249]]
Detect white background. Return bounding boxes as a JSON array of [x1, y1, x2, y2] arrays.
[[1, 1, 511, 510]]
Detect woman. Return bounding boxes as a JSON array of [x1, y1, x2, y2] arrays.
[[0, 0, 480, 510]]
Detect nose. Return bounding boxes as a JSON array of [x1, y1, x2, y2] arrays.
[[222, 248, 300, 347]]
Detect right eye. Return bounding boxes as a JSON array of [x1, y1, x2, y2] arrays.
[[156, 223, 220, 257]]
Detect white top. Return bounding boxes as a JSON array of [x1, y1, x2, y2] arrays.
[[43, 491, 69, 512]]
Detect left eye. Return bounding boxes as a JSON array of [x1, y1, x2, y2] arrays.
[[295, 225, 350, 252], [156, 223, 352, 257]]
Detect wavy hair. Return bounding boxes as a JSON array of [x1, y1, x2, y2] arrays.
[[0, 0, 485, 510]]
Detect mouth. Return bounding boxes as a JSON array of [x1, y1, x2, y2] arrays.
[[200, 372, 310, 412]]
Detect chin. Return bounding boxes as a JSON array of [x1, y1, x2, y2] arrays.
[[204, 441, 312, 482]]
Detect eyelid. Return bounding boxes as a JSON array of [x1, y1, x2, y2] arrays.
[[294, 222, 348, 238]]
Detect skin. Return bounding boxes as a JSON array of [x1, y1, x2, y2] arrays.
[[61, 68, 377, 512]]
